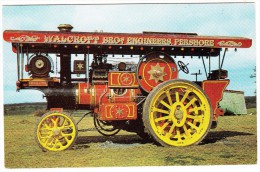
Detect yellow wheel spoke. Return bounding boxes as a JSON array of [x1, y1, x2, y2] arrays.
[[53, 139, 59, 147], [61, 124, 74, 130], [40, 136, 51, 139], [180, 90, 191, 103], [176, 128, 181, 140], [169, 124, 176, 134], [61, 119, 69, 127], [61, 132, 73, 137], [57, 141, 63, 147], [186, 121, 199, 130], [45, 136, 53, 146], [51, 118, 59, 126], [184, 97, 197, 109], [60, 135, 70, 143], [153, 108, 170, 115], [183, 125, 191, 138], [158, 122, 170, 134], [166, 124, 176, 138], [51, 118, 55, 124], [59, 119, 73, 129], [175, 91, 180, 102], [154, 116, 170, 122], [187, 115, 203, 122], [43, 123, 52, 129], [160, 100, 171, 109], [165, 90, 173, 105], [39, 128, 52, 134], [188, 106, 203, 113], [39, 132, 52, 138]]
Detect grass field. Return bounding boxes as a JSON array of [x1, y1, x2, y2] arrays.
[[4, 110, 257, 168]]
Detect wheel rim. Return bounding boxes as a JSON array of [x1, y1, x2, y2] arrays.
[[36, 112, 77, 151], [148, 80, 212, 146]]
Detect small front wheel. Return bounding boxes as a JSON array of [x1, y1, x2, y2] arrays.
[[143, 79, 212, 147], [35, 112, 78, 151]]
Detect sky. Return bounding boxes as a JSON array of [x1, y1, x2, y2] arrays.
[[2, 2, 256, 104]]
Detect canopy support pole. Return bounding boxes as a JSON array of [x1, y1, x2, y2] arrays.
[[220, 48, 227, 68], [218, 54, 221, 80], [16, 44, 20, 81], [208, 56, 211, 76], [21, 45, 24, 79], [201, 56, 208, 79], [84, 48, 89, 82]]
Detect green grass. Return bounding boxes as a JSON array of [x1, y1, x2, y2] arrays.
[[4, 112, 257, 168], [247, 108, 257, 115]]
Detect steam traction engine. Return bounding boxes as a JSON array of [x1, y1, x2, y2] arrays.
[[3, 24, 252, 151]]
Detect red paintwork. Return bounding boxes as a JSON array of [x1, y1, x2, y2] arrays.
[[138, 53, 178, 92], [216, 108, 225, 116], [3, 30, 252, 48], [78, 74, 139, 120], [28, 80, 48, 86], [50, 108, 63, 112], [99, 102, 137, 121], [78, 83, 91, 105], [202, 80, 230, 121], [93, 84, 107, 107], [108, 72, 138, 88]]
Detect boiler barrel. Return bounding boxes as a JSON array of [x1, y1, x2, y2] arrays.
[[41, 87, 77, 110]]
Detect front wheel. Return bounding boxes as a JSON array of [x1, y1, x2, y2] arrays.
[[35, 112, 78, 151], [143, 79, 212, 147]]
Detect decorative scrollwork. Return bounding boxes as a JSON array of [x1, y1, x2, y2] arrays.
[[10, 35, 40, 42], [217, 41, 242, 47]]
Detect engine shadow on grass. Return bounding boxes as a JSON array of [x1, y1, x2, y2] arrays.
[[73, 131, 254, 149], [200, 131, 254, 145], [73, 134, 150, 149]]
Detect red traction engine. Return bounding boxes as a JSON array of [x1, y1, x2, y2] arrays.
[[3, 24, 252, 151]]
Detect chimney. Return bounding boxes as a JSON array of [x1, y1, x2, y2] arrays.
[[58, 24, 73, 32]]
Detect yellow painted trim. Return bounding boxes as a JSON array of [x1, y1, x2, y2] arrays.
[[127, 104, 134, 118]]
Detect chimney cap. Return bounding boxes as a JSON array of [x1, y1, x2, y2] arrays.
[[58, 24, 73, 32]]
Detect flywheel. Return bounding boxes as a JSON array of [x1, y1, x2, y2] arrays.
[[28, 54, 52, 78], [137, 52, 178, 92], [142, 79, 212, 146]]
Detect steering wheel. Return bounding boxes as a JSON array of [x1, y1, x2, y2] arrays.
[[178, 61, 189, 74]]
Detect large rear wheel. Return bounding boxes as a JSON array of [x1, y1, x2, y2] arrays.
[[143, 79, 212, 146], [35, 112, 78, 151]]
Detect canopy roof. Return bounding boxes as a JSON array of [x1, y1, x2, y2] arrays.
[[3, 28, 252, 56]]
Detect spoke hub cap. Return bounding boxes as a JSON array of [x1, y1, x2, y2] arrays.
[[174, 105, 183, 121], [169, 104, 187, 127], [52, 128, 60, 136]]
